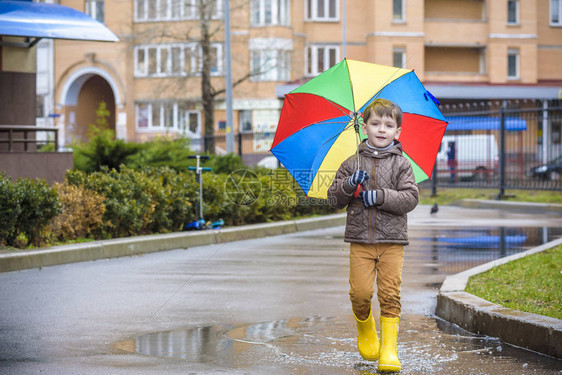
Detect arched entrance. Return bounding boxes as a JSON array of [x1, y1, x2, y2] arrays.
[[75, 75, 115, 141], [59, 67, 123, 145]]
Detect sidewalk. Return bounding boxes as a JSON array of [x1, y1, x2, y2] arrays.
[[0, 214, 346, 273]]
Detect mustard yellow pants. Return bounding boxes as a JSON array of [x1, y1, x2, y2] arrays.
[[349, 242, 404, 321]]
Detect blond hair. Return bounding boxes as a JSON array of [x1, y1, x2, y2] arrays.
[[362, 98, 403, 127]]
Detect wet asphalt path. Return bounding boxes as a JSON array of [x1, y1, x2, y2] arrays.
[[0, 205, 561, 374]]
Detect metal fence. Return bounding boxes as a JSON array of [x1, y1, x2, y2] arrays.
[[431, 101, 562, 194], [193, 100, 561, 194]]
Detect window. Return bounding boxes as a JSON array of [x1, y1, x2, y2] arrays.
[[136, 101, 200, 134], [178, 103, 200, 135], [135, 43, 222, 77], [85, 0, 104, 23], [507, 49, 519, 79], [507, 0, 519, 24], [239, 110, 253, 133], [393, 0, 404, 22], [135, 0, 221, 22], [36, 95, 45, 118], [251, 50, 291, 81], [393, 47, 405, 69], [305, 45, 339, 76], [251, 0, 289, 26], [552, 0, 562, 25], [171, 46, 182, 74], [306, 0, 338, 21]]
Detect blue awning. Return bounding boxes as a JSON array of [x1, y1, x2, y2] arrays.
[[445, 116, 527, 131], [0, 0, 118, 43]]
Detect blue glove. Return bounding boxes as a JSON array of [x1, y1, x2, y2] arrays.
[[347, 170, 370, 188], [359, 190, 377, 207]]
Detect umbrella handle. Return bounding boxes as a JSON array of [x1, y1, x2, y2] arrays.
[[354, 184, 362, 198]]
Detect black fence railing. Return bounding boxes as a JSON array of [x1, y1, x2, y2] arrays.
[[429, 105, 562, 194], [191, 102, 561, 194]]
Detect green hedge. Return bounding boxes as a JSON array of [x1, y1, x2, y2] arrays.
[[0, 174, 60, 247], [0, 167, 336, 248], [66, 167, 198, 238]]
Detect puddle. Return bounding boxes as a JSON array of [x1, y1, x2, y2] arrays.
[[412, 226, 562, 274], [117, 314, 562, 374], [116, 225, 562, 373]]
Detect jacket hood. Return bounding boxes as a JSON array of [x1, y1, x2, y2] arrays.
[[358, 139, 403, 158]]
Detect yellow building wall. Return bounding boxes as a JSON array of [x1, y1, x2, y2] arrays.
[[538, 49, 562, 80]]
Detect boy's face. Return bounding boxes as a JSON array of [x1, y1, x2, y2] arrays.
[[362, 112, 401, 148]]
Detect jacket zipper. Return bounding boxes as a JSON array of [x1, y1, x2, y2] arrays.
[[371, 158, 377, 243]]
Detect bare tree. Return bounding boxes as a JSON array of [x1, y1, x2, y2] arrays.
[[134, 0, 268, 154], [198, 0, 254, 154]]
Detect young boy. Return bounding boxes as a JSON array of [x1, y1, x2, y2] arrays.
[[327, 98, 419, 372]]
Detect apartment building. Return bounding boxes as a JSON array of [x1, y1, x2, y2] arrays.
[[47, 0, 562, 153]]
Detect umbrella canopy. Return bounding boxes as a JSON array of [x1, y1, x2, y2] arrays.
[[270, 58, 448, 199]]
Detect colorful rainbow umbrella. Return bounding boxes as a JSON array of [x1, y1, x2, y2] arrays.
[[270, 58, 448, 199]]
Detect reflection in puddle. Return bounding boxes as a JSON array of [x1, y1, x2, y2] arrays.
[[118, 314, 561, 373], [414, 226, 561, 274]]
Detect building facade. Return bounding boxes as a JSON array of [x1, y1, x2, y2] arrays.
[[47, 0, 562, 155]]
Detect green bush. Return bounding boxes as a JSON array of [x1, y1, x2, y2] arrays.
[[73, 127, 141, 173], [143, 167, 198, 232], [210, 153, 246, 175], [126, 137, 196, 171], [48, 183, 106, 242], [67, 167, 157, 237], [66, 166, 198, 237], [0, 174, 21, 246], [0, 174, 60, 247]]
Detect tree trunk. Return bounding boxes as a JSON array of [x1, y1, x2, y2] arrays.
[[200, 0, 215, 154]]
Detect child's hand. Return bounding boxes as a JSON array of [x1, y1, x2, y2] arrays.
[[359, 190, 377, 207], [347, 170, 370, 188]]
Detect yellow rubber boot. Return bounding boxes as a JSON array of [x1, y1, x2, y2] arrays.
[[353, 309, 380, 361], [378, 316, 401, 372]]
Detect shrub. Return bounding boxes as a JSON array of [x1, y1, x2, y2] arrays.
[[67, 167, 158, 237], [0, 175, 21, 246], [66, 167, 198, 237], [73, 127, 141, 173], [49, 183, 106, 242], [0, 174, 60, 247], [142, 167, 198, 232], [126, 137, 196, 172], [211, 153, 246, 175]]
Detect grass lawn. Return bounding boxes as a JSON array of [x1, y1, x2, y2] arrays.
[[419, 187, 562, 206], [465, 245, 562, 320]]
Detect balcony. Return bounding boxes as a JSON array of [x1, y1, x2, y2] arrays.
[[424, 46, 488, 83], [424, 20, 487, 48]]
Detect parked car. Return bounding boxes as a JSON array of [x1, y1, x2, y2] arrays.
[[435, 134, 499, 181], [528, 155, 562, 180]]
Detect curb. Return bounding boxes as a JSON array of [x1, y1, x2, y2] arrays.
[[0, 213, 346, 273], [454, 199, 562, 214], [436, 237, 562, 358]]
